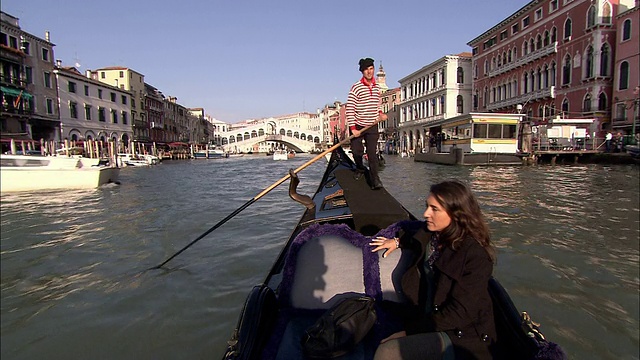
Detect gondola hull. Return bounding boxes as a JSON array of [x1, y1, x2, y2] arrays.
[[223, 148, 565, 360]]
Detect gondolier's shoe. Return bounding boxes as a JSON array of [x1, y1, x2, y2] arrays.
[[353, 169, 365, 181], [371, 176, 383, 190]]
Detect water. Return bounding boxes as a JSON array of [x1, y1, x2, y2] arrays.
[[1, 154, 638, 360]]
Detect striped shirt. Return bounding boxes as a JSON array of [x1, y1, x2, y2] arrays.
[[346, 77, 382, 130]]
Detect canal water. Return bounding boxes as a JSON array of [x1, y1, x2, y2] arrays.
[[1, 154, 638, 360]]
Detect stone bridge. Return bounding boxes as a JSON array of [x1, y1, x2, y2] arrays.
[[219, 121, 322, 153]]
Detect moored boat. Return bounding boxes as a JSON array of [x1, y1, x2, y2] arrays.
[[0, 154, 119, 193], [272, 150, 289, 161], [194, 148, 226, 159], [222, 147, 565, 360]]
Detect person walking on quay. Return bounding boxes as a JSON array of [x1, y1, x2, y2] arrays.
[[347, 57, 387, 190], [605, 132, 613, 152]]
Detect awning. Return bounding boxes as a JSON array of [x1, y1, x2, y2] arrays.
[[1, 86, 33, 99]]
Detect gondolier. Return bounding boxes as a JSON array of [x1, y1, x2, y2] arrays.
[[347, 57, 387, 190]]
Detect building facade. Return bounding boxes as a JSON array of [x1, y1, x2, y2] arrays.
[[55, 65, 132, 146], [468, 0, 637, 140], [1, 11, 59, 142], [397, 53, 473, 153], [145, 83, 166, 144], [612, 1, 639, 137]]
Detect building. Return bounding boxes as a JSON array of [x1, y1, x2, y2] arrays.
[[55, 64, 132, 147], [380, 87, 401, 153], [612, 0, 639, 137], [468, 0, 637, 144], [145, 83, 166, 144], [91, 67, 147, 143], [1, 11, 59, 142], [397, 52, 473, 153]]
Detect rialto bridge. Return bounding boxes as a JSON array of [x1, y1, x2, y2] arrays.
[[218, 121, 322, 153]]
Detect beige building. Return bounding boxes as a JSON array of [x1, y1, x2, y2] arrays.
[[397, 52, 473, 152], [91, 67, 147, 142]]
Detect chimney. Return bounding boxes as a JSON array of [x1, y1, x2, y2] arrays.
[[56, 59, 62, 67], [86, 70, 91, 79], [45, 31, 50, 42]]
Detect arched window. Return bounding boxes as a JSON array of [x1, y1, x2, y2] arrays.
[[602, 2, 611, 24], [551, 27, 557, 43], [483, 87, 488, 107], [619, 61, 629, 90], [550, 61, 557, 86], [544, 31, 550, 46], [522, 41, 528, 56], [457, 67, 464, 83], [600, 44, 609, 76], [563, 55, 571, 85], [587, 5, 597, 27], [564, 18, 572, 39], [529, 38, 535, 53], [536, 34, 542, 49], [622, 19, 631, 41], [537, 67, 542, 90], [538, 105, 544, 118], [583, 93, 592, 112], [562, 98, 569, 113], [598, 93, 607, 111], [523, 72, 529, 94], [543, 64, 549, 88], [507, 49, 512, 62], [585, 46, 594, 78], [457, 95, 464, 113]]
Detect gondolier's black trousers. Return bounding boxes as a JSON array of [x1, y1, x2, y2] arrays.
[[351, 125, 380, 180]]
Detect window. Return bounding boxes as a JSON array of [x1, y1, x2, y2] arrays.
[[121, 95, 127, 104], [473, 123, 487, 138], [84, 85, 89, 96], [583, 94, 592, 112], [619, 61, 629, 90], [512, 23, 519, 34], [122, 111, 128, 125], [110, 92, 116, 102], [46, 98, 54, 114], [140, 100, 144, 110], [68, 81, 77, 93], [564, 19, 572, 39], [9, 36, 18, 48], [523, 16, 530, 28], [587, 6, 597, 28], [101, 72, 105, 79], [70, 101, 78, 118], [550, 0, 558, 12], [22, 41, 30, 55], [119, 71, 124, 78], [111, 109, 118, 124], [42, 48, 49, 61], [500, 30, 508, 40], [600, 44, 609, 76], [535, 8, 543, 22], [616, 103, 627, 119], [25, 67, 33, 84], [562, 98, 569, 113], [622, 19, 631, 41], [98, 89, 103, 99], [85, 104, 92, 120], [131, 97, 136, 108], [456, 95, 464, 113], [598, 93, 607, 111], [457, 67, 464, 83], [563, 55, 572, 85], [585, 46, 594, 78], [41, 73, 51, 88], [98, 107, 106, 122]]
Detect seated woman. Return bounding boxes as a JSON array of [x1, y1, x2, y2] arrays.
[[369, 180, 497, 360]]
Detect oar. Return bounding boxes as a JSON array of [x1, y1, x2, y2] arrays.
[[149, 118, 385, 270]]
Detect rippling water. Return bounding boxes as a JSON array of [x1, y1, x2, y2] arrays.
[[1, 154, 638, 360]]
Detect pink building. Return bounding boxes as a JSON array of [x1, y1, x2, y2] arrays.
[[612, 1, 639, 137], [468, 0, 637, 139]]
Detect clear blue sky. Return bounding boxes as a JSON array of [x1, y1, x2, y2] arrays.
[[3, 0, 527, 123]]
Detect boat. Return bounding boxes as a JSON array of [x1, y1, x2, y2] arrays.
[[222, 147, 565, 360], [116, 153, 153, 167], [626, 144, 640, 158], [272, 150, 290, 161], [194, 148, 226, 159], [0, 154, 119, 193]]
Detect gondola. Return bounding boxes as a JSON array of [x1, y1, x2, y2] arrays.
[[222, 147, 566, 360]]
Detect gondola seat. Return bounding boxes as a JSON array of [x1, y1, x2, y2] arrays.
[[265, 223, 415, 360]]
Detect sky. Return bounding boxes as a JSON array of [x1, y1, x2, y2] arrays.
[[2, 0, 528, 123]]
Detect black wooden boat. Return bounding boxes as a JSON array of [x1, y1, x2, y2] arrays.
[[223, 147, 565, 360]]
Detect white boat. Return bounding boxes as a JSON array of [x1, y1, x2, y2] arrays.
[[116, 153, 150, 167], [0, 154, 120, 193], [194, 148, 225, 159], [273, 150, 295, 160]]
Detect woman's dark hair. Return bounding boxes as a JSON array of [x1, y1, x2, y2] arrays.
[[429, 180, 496, 263]]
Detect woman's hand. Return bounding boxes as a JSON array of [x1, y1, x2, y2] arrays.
[[369, 236, 400, 258], [380, 330, 406, 344]]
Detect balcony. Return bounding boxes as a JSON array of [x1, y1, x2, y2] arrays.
[[1, 76, 27, 87], [133, 120, 148, 128], [1, 105, 33, 116], [487, 42, 558, 78], [487, 86, 555, 111]]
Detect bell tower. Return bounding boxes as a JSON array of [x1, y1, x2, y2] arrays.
[[376, 63, 388, 92]]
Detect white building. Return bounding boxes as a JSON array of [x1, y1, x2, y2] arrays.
[[397, 52, 473, 152], [55, 65, 132, 146]]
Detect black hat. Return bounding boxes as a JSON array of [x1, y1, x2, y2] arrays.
[[359, 58, 375, 72]]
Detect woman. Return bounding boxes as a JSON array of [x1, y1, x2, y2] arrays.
[[370, 180, 497, 360]]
